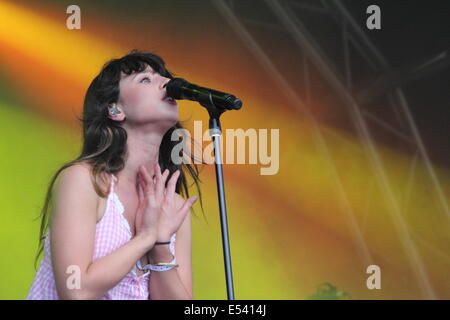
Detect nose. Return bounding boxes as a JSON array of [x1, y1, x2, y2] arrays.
[[162, 78, 171, 89]]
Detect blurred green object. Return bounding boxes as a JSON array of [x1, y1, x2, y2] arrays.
[[307, 282, 351, 300]]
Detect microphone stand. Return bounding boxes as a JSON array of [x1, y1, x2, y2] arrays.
[[198, 94, 235, 300]]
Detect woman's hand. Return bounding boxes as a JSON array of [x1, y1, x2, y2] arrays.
[[134, 162, 197, 243]]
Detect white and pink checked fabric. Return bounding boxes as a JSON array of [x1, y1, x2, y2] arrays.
[[27, 173, 176, 300]]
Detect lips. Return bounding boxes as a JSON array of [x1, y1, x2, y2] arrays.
[[163, 94, 177, 105]]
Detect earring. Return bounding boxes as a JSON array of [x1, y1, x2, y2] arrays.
[[109, 104, 121, 115]]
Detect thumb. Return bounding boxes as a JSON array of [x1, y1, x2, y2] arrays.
[[178, 196, 198, 215]]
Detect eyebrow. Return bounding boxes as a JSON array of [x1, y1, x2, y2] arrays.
[[132, 70, 156, 80]]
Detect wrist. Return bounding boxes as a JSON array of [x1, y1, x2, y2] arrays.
[[136, 232, 156, 251], [147, 245, 173, 264], [156, 233, 172, 243]]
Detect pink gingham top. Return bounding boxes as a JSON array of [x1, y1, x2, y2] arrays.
[[27, 173, 176, 300]]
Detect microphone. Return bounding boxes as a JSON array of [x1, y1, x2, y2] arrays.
[[165, 78, 242, 111]]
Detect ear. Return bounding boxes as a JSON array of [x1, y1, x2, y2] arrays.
[[107, 103, 126, 121]]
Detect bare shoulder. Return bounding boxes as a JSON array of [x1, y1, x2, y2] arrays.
[[55, 162, 92, 190], [52, 162, 98, 209]]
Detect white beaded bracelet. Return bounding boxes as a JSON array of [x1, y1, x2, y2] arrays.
[[136, 255, 178, 272]]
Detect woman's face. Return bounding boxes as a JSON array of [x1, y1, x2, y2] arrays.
[[113, 64, 178, 128]]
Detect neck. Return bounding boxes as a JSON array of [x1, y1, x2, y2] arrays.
[[117, 128, 164, 186]]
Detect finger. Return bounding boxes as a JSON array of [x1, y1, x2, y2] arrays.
[[136, 180, 141, 204], [144, 172, 157, 205], [139, 165, 153, 187], [138, 170, 147, 186], [137, 180, 145, 208], [137, 172, 143, 189], [165, 170, 180, 203], [161, 168, 170, 190], [177, 196, 197, 217], [154, 162, 164, 201], [141, 166, 157, 199], [136, 183, 144, 217], [138, 171, 149, 194]]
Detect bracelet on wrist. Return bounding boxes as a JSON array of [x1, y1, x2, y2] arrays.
[[137, 255, 178, 272], [155, 241, 170, 245], [155, 233, 175, 245], [138, 233, 177, 272]]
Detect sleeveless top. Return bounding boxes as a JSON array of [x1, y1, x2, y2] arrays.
[[26, 173, 176, 300]]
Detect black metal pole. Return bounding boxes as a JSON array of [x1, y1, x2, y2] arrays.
[[209, 117, 235, 300], [194, 90, 237, 300]]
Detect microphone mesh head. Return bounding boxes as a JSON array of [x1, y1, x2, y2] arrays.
[[233, 98, 243, 110]]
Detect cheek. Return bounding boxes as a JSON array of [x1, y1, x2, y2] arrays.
[[121, 88, 147, 107], [119, 83, 169, 119], [120, 88, 156, 112], [122, 92, 166, 119]]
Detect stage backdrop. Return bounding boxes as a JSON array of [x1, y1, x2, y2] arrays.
[[0, 0, 449, 299]]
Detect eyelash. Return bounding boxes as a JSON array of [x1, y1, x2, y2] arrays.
[[140, 77, 151, 83]]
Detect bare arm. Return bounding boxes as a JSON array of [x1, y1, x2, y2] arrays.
[[50, 164, 156, 300]]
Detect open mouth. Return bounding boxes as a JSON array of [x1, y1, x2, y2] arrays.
[[163, 94, 177, 104]]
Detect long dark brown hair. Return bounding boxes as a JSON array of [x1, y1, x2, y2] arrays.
[[33, 50, 206, 270]]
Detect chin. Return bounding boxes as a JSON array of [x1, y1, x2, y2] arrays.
[[167, 111, 179, 126], [159, 116, 179, 132]]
